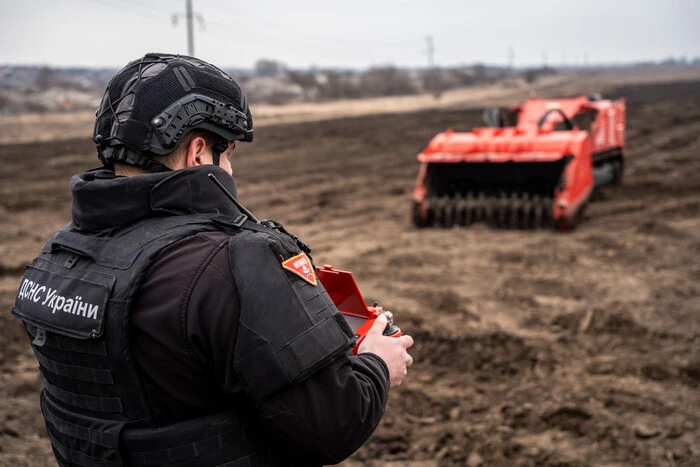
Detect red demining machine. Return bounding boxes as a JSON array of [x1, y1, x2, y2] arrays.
[[411, 95, 626, 231]]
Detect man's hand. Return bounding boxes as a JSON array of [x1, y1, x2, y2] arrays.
[[358, 314, 414, 387]]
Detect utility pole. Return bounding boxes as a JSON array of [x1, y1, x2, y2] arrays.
[[173, 0, 205, 57], [186, 0, 194, 56], [507, 47, 515, 72], [426, 35, 435, 93], [426, 35, 435, 70], [542, 49, 548, 69]]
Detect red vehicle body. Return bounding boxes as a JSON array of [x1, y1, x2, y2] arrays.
[[412, 95, 626, 230]]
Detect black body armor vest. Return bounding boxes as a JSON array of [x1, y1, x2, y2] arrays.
[[12, 213, 355, 466]]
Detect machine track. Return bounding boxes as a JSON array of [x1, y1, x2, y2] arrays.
[[417, 192, 554, 229]]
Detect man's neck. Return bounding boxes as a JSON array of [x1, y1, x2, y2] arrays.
[[114, 163, 149, 177]]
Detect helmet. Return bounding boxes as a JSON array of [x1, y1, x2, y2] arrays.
[[93, 53, 253, 172]]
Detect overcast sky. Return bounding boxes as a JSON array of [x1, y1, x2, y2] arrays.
[[1, 0, 699, 69]]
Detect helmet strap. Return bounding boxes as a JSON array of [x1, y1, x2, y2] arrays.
[[212, 140, 228, 168], [102, 146, 172, 173]]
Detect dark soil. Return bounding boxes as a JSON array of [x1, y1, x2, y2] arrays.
[[1, 79, 699, 466]]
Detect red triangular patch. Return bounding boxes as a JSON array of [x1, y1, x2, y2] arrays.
[[281, 252, 317, 286]]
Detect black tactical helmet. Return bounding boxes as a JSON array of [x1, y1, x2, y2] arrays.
[[94, 53, 253, 173]]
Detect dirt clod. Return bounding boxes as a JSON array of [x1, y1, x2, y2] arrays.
[[634, 423, 661, 439]]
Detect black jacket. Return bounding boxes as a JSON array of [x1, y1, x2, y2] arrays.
[[73, 166, 390, 464]]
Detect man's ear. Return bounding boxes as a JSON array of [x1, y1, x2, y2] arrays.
[[185, 137, 210, 168]]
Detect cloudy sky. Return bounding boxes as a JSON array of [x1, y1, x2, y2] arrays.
[[1, 0, 698, 69]]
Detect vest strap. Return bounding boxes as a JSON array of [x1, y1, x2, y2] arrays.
[[27, 323, 108, 356], [43, 402, 120, 448], [212, 215, 299, 254], [217, 451, 274, 467], [127, 450, 273, 467], [34, 348, 114, 385], [49, 215, 229, 270], [48, 430, 122, 467], [43, 377, 123, 413], [121, 412, 267, 466], [50, 231, 109, 263], [125, 428, 239, 465]]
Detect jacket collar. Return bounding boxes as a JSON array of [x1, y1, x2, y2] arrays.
[[70, 165, 240, 232]]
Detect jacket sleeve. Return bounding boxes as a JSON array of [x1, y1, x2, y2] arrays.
[[225, 229, 390, 463], [257, 352, 390, 464]]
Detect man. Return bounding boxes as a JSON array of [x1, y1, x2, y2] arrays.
[[11, 53, 413, 466]]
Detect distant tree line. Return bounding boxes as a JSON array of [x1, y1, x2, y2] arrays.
[[237, 59, 525, 104], [0, 55, 699, 114]]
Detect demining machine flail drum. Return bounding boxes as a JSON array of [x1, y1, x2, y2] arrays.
[[411, 95, 626, 231]]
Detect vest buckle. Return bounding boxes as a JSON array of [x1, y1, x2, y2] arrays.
[[232, 213, 248, 227], [32, 328, 47, 347]]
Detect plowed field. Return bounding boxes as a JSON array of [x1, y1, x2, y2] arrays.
[[1, 78, 699, 466]]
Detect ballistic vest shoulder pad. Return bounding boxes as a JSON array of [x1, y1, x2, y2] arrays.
[[227, 229, 356, 402]]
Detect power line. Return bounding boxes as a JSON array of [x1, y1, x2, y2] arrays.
[[172, 0, 205, 57]]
